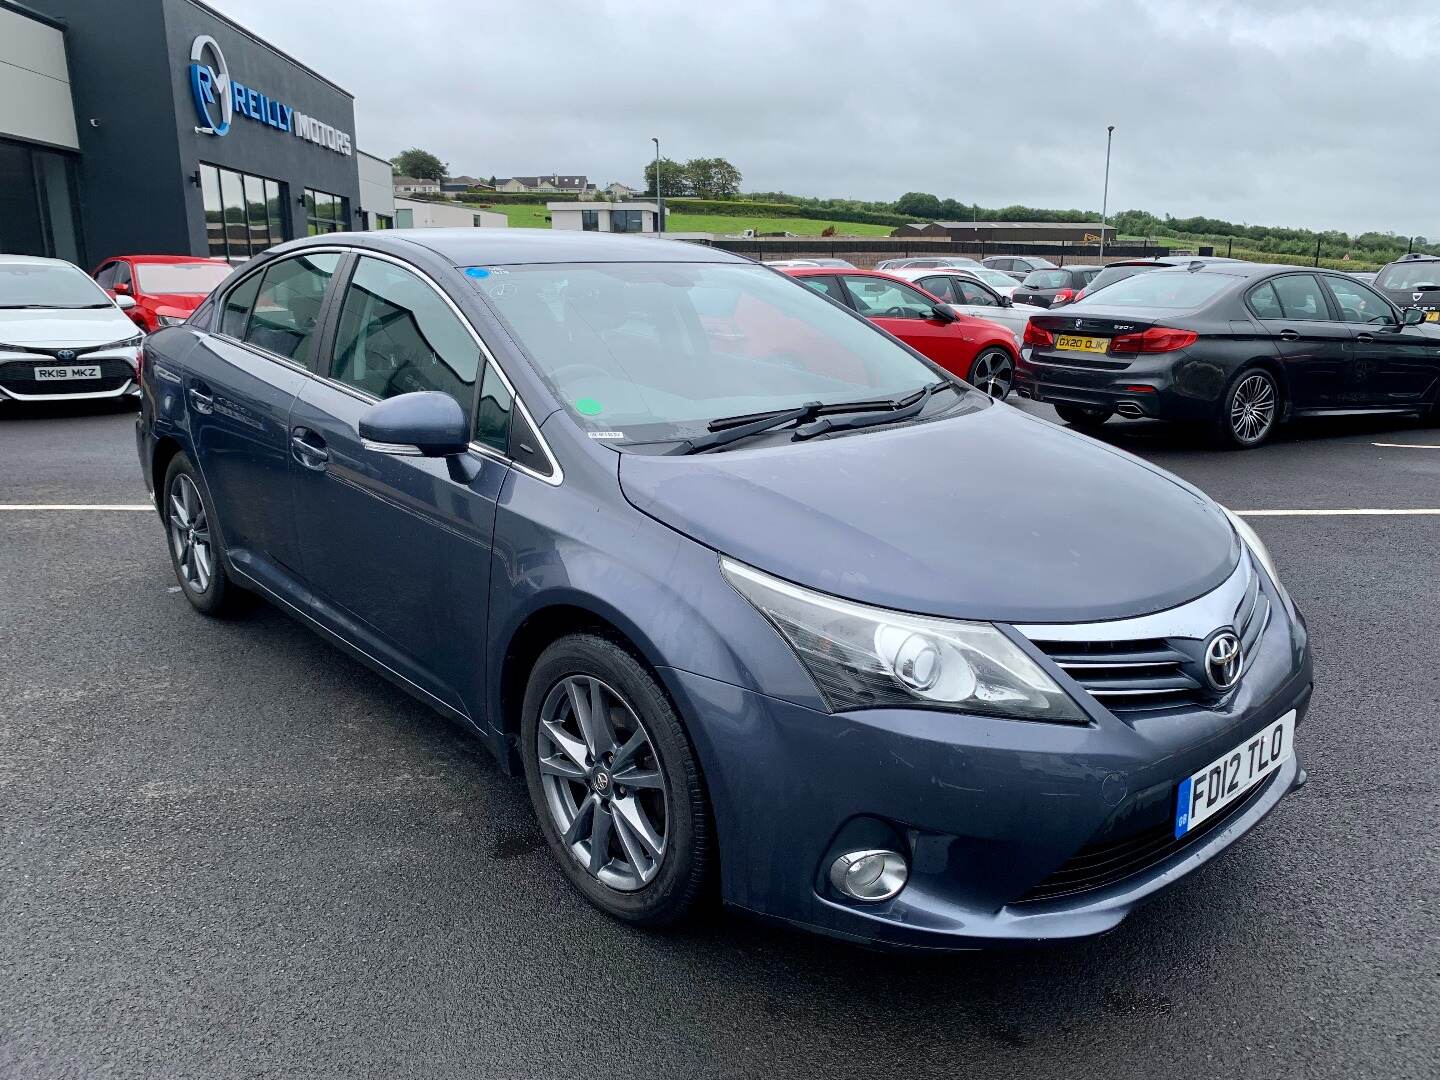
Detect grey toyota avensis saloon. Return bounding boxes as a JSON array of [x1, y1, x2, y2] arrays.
[[136, 230, 1312, 949]]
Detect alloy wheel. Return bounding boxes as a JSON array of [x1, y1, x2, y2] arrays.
[[970, 349, 1014, 400], [1230, 373, 1276, 443], [168, 474, 213, 594], [536, 675, 668, 892]]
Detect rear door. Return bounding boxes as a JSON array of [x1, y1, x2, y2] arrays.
[[285, 252, 509, 720], [1247, 274, 1352, 408], [182, 250, 341, 599], [1323, 273, 1439, 405]]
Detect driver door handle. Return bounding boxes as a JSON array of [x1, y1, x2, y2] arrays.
[[1355, 333, 1375, 343], [188, 388, 214, 414], [1278, 329, 1300, 340], [290, 428, 330, 471]]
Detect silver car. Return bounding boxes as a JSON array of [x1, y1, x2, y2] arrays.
[[887, 267, 1043, 346]]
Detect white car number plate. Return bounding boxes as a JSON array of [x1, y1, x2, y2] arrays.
[[34, 365, 102, 381], [1175, 710, 1295, 837]]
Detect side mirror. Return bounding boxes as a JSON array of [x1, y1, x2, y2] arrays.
[[930, 304, 958, 323], [359, 391, 471, 457], [114, 282, 130, 294], [114, 294, 136, 310], [1402, 306, 1426, 326], [999, 295, 1013, 308]]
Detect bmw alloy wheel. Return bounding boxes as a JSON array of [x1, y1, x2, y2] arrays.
[[1230, 372, 1277, 444], [536, 675, 669, 891], [168, 473, 213, 594]]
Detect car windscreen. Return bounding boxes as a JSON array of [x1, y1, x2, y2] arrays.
[[1083, 265, 1154, 294], [1022, 270, 1069, 289], [467, 262, 958, 445], [973, 269, 1018, 289], [136, 262, 233, 295], [1375, 261, 1440, 290], [0, 262, 112, 309], [1070, 270, 1233, 309]]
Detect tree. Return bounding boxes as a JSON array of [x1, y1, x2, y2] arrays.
[[643, 157, 688, 197], [391, 148, 447, 181], [683, 157, 742, 199], [894, 192, 943, 218]]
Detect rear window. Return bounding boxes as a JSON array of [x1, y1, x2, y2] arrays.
[[1023, 270, 1069, 289], [1375, 260, 1440, 291], [1071, 270, 1232, 309]]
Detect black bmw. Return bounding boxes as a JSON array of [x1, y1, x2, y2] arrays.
[[1015, 262, 1440, 448]]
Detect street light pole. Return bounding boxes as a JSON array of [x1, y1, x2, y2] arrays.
[[652, 137, 664, 234], [1099, 124, 1114, 262]]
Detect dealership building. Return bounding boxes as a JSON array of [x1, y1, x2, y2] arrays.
[[0, 0, 408, 268]]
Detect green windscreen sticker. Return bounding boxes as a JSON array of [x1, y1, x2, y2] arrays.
[[575, 398, 603, 416]]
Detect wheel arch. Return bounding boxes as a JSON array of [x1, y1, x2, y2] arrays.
[[150, 434, 185, 510]]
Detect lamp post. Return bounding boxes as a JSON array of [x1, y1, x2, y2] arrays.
[[1099, 125, 1114, 262], [652, 137, 664, 234]]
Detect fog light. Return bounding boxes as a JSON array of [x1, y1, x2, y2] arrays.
[[829, 849, 908, 902]]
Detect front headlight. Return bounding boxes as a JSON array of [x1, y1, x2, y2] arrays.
[[1222, 507, 1292, 606], [108, 334, 144, 348], [721, 558, 1086, 722]]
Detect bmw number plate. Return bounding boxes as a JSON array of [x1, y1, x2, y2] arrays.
[[34, 365, 102, 381], [1174, 710, 1295, 837]]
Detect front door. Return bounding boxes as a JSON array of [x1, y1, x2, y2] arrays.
[[287, 254, 510, 721], [1248, 273, 1353, 408], [183, 251, 340, 598], [840, 274, 974, 378], [1323, 274, 1440, 405]]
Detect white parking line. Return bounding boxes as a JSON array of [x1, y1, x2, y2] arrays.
[[0, 504, 152, 511], [1236, 508, 1440, 516], [1372, 442, 1440, 450]]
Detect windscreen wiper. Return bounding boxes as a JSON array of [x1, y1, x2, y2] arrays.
[[791, 381, 951, 441], [669, 388, 953, 455]]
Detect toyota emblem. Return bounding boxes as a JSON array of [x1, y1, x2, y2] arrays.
[[57, 349, 76, 362], [1203, 629, 1243, 691]]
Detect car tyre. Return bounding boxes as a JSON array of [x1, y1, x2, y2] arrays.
[[162, 453, 239, 616], [968, 348, 1014, 400], [1054, 404, 1111, 431], [521, 633, 712, 927], [1215, 367, 1280, 449]]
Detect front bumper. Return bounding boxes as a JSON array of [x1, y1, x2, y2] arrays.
[[0, 351, 142, 402], [662, 587, 1312, 950]]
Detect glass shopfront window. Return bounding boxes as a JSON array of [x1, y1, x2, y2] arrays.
[[305, 188, 349, 236], [0, 137, 84, 264], [201, 163, 284, 262]]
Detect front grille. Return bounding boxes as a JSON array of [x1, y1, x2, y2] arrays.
[[1029, 561, 1270, 716], [1014, 770, 1277, 904], [0, 358, 134, 396]]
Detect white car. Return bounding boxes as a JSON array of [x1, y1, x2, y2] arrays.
[[887, 267, 1043, 345], [0, 255, 144, 405]]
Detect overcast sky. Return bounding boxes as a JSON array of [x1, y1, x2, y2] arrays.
[[218, 0, 1439, 237]]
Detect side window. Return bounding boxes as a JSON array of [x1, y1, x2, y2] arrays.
[[842, 275, 936, 319], [797, 275, 847, 304], [918, 275, 957, 302], [243, 252, 340, 365], [113, 262, 132, 290], [1326, 276, 1397, 326], [1269, 275, 1331, 322], [220, 272, 262, 338], [331, 256, 481, 423], [96, 262, 119, 289], [957, 280, 999, 306], [473, 362, 514, 452]]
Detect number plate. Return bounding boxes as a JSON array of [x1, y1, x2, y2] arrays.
[[34, 365, 102, 381], [1054, 334, 1109, 354], [1425, 311, 1439, 323], [1175, 711, 1295, 837]]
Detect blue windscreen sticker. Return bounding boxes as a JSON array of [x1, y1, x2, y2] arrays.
[[465, 267, 490, 278]]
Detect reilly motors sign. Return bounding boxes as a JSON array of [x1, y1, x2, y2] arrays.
[[188, 35, 352, 156]]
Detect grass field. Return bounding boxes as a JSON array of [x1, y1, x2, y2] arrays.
[[462, 202, 895, 236]]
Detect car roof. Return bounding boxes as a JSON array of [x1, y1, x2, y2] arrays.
[[272, 228, 748, 267], [0, 254, 75, 268], [1389, 252, 1440, 262]]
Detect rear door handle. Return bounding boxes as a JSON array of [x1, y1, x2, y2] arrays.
[[188, 388, 214, 414], [1355, 333, 1375, 343], [1278, 329, 1300, 340], [290, 428, 330, 470]]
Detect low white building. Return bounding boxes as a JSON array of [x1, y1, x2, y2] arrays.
[[358, 151, 396, 230], [548, 202, 660, 233], [394, 197, 504, 229]]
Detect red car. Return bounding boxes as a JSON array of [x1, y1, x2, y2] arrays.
[[780, 267, 1020, 398], [92, 255, 233, 333]]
